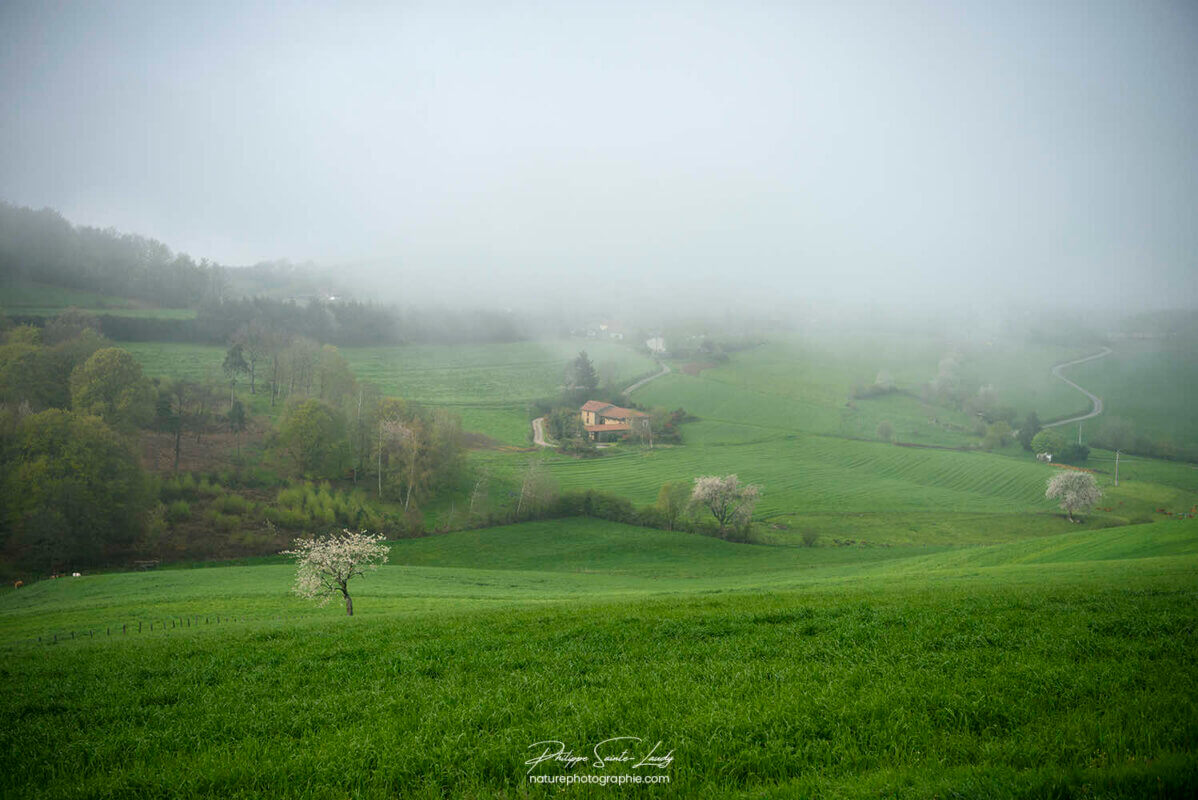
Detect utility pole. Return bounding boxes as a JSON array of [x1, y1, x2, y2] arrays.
[[1114, 450, 1120, 486], [1078, 422, 1083, 445]]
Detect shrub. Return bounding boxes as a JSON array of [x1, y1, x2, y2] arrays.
[[166, 500, 191, 522], [800, 530, 821, 547], [212, 493, 252, 516]]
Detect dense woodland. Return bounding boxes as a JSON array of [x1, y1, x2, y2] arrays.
[[0, 202, 528, 346]]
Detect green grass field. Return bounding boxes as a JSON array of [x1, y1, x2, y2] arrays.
[[2, 517, 1196, 798], [1067, 340, 1198, 452], [121, 339, 657, 444], [1, 281, 196, 318]]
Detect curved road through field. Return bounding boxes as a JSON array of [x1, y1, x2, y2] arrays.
[[622, 360, 671, 395], [1041, 346, 1113, 429]]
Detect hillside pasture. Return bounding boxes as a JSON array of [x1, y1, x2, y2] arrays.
[[1067, 340, 1198, 453], [2, 518, 1196, 798], [119, 339, 656, 444], [1, 281, 196, 318]]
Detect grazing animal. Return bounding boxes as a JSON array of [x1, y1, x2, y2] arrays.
[[12, 580, 23, 589], [71, 572, 81, 578]]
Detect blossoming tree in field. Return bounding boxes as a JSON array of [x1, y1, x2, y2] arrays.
[[282, 529, 390, 616], [1045, 471, 1102, 522], [691, 474, 761, 541]]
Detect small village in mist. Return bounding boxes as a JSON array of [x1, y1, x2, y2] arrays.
[[1, 1, 1196, 798]]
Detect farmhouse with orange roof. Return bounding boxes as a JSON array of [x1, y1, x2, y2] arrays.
[[580, 400, 648, 442]]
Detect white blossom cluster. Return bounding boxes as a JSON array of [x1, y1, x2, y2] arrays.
[[1045, 471, 1102, 521], [691, 474, 761, 529], [281, 529, 391, 605]]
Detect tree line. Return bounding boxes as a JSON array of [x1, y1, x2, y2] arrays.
[[0, 311, 468, 575]]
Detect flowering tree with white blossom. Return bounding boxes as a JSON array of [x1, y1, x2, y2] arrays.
[[691, 474, 761, 540], [282, 529, 390, 616], [1045, 471, 1102, 522]]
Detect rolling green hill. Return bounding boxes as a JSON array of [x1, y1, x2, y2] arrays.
[[2, 518, 1196, 798]]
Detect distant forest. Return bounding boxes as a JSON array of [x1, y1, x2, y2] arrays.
[[0, 202, 526, 346]]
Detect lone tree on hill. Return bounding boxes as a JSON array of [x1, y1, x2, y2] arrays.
[[691, 474, 761, 540], [567, 351, 599, 397], [1045, 471, 1102, 522], [282, 529, 390, 616]]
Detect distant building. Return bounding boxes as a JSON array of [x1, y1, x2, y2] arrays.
[[645, 336, 666, 355], [580, 400, 648, 441]]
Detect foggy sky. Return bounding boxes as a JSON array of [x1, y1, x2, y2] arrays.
[[2, 0, 1196, 312]]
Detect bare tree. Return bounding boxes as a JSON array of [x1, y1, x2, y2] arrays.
[[516, 458, 557, 518]]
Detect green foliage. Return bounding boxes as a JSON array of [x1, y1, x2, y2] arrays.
[[1057, 443, 1090, 465], [655, 481, 692, 531], [69, 347, 155, 431], [276, 399, 349, 479], [210, 493, 252, 516], [1, 409, 150, 569], [1018, 411, 1042, 451], [222, 342, 249, 383], [1031, 429, 1066, 456], [270, 482, 386, 532], [876, 419, 894, 442], [0, 328, 107, 411], [166, 500, 192, 522], [981, 420, 1012, 450], [566, 350, 599, 400]]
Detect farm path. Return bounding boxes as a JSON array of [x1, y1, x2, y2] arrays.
[[1042, 346, 1114, 429], [531, 416, 552, 447], [623, 360, 671, 395]]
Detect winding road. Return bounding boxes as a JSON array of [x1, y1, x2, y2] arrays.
[[1041, 346, 1113, 429], [622, 360, 671, 396]]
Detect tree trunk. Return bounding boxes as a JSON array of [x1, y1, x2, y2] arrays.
[[344, 592, 353, 616], [173, 426, 182, 473]]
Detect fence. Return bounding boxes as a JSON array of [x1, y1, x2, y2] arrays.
[[3, 614, 248, 649]]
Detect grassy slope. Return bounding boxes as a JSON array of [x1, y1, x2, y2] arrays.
[[1, 518, 1196, 798], [121, 339, 657, 444], [1067, 340, 1198, 451], [0, 281, 196, 318], [120, 336, 1198, 547]]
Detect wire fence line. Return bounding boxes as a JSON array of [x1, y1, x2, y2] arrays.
[[1, 613, 258, 650]]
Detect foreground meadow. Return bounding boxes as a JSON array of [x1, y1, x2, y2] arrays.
[[3, 518, 1196, 798]]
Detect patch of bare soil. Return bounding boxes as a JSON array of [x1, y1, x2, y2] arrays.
[[682, 361, 718, 376], [140, 418, 270, 475], [461, 430, 503, 450]]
